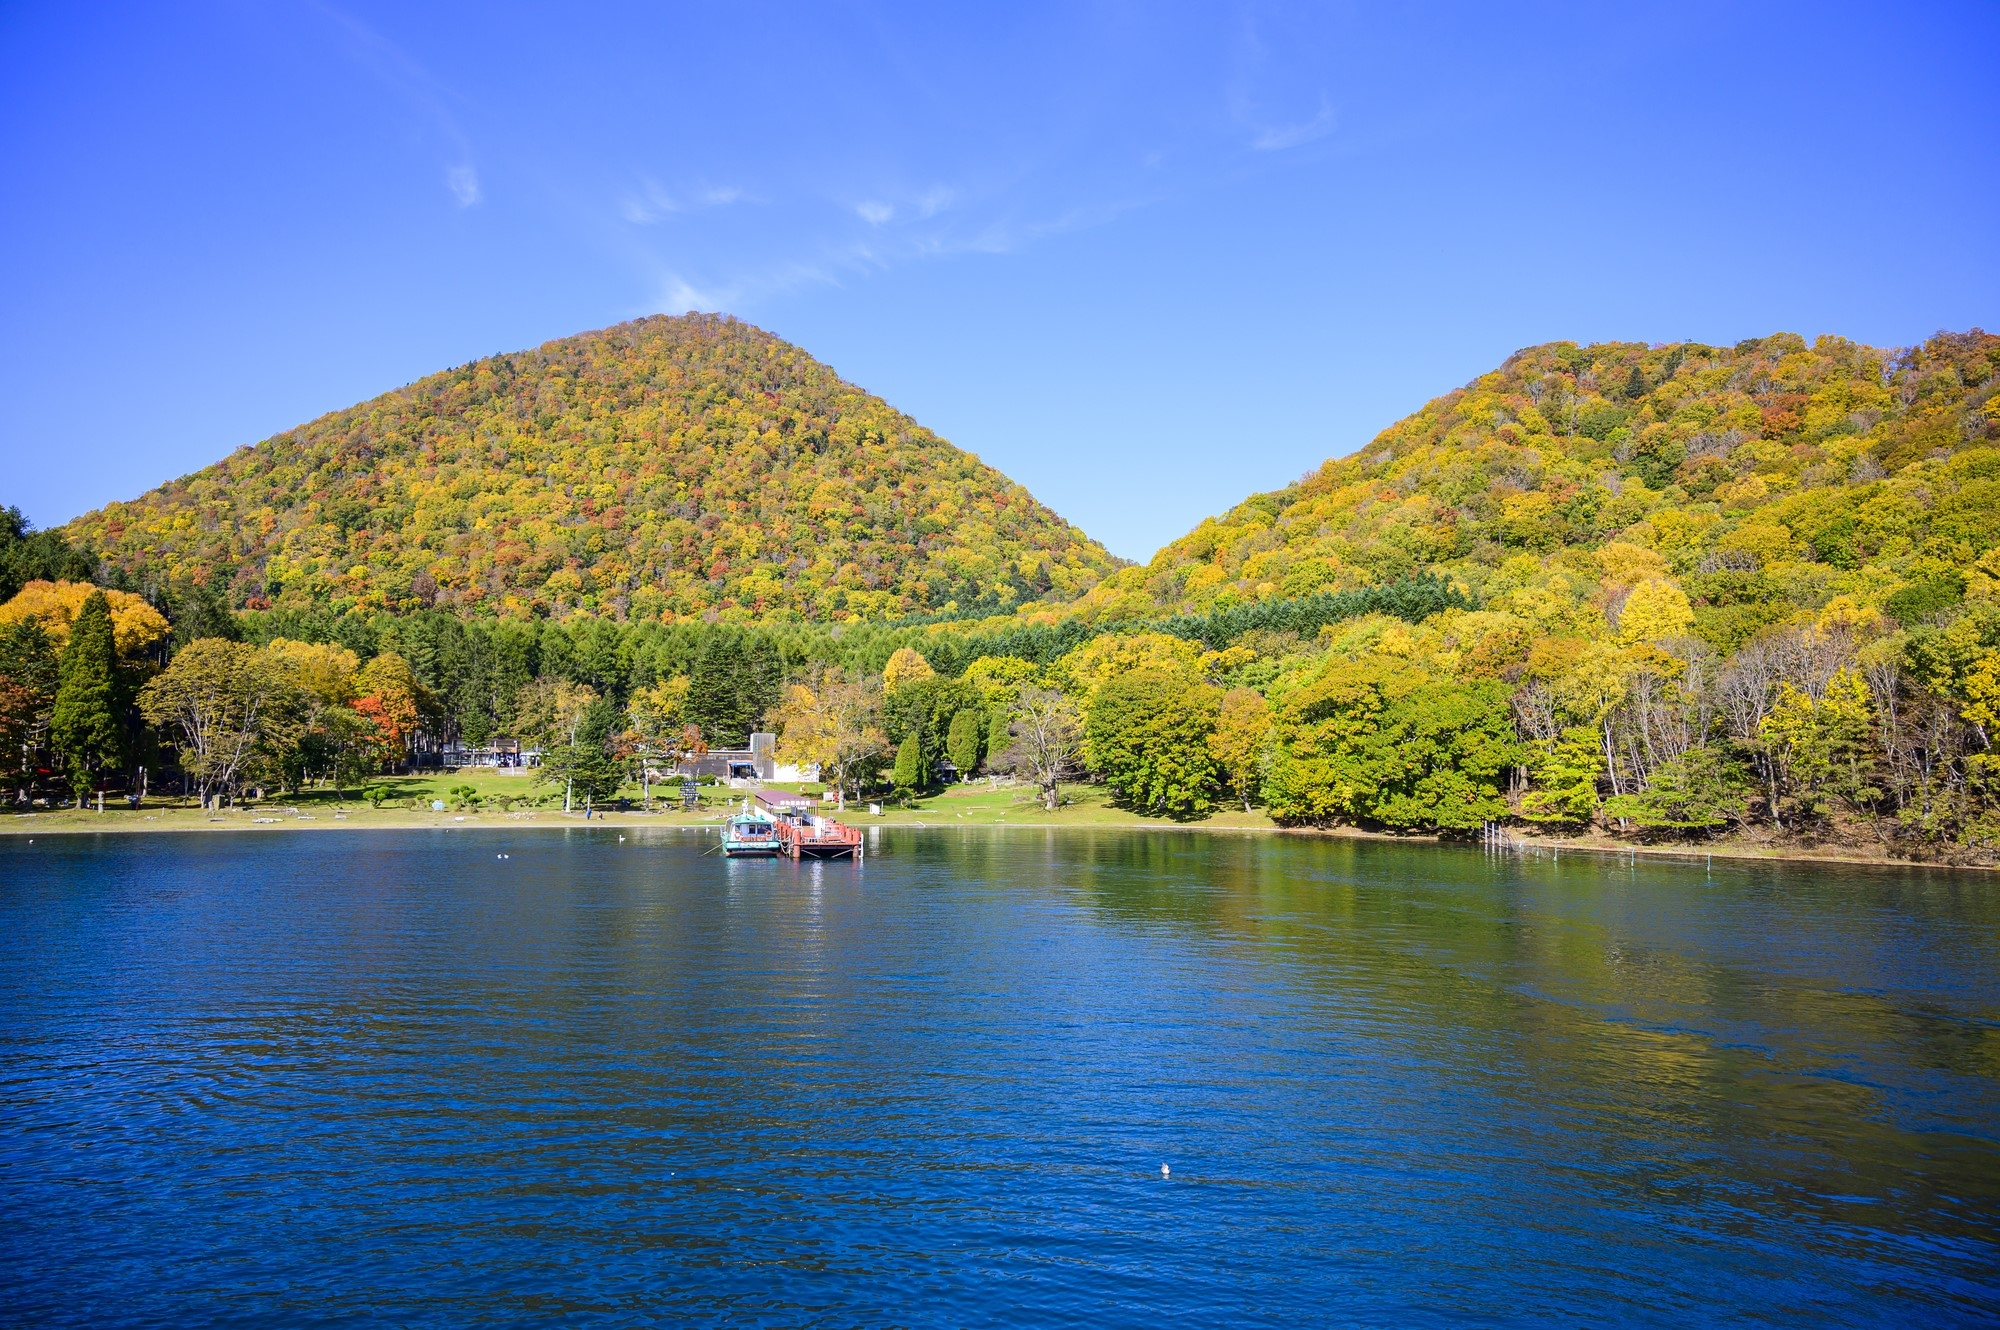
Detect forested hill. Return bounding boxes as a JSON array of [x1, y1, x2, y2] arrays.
[[1064, 329, 2000, 637], [63, 314, 1121, 623]]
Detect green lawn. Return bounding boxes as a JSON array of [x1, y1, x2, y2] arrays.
[[823, 779, 1276, 829], [1, 771, 1277, 833]]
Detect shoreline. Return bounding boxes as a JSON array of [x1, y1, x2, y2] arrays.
[[1, 806, 1987, 873]]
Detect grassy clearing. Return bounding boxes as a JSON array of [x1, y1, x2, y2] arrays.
[[0, 773, 1276, 835]]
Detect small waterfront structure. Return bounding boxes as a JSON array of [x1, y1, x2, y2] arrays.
[[754, 789, 813, 818], [679, 733, 777, 782], [437, 739, 539, 770]]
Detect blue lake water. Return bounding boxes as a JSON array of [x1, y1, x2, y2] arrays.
[[1, 828, 1995, 1326]]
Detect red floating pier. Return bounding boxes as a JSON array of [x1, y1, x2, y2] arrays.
[[776, 814, 864, 860]]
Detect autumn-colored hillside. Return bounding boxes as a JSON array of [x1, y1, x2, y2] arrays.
[[1067, 329, 2000, 641], [65, 314, 1120, 623]]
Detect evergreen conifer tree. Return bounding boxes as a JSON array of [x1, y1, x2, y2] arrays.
[[568, 698, 629, 809], [50, 590, 123, 804], [891, 734, 922, 798], [686, 635, 748, 748], [946, 708, 984, 778], [985, 708, 1012, 767]]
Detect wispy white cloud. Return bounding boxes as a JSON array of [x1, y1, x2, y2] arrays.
[[856, 186, 955, 228], [907, 193, 1150, 260], [652, 256, 847, 316], [310, 3, 487, 206], [661, 276, 727, 312], [623, 181, 680, 223], [623, 179, 747, 224], [446, 165, 482, 206], [1250, 99, 1336, 151]]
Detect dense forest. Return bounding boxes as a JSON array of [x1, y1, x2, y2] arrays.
[[1070, 330, 1999, 623], [61, 314, 1120, 622], [13, 326, 2000, 861]]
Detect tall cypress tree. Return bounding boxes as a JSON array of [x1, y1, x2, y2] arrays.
[[891, 734, 922, 797], [50, 590, 123, 804]]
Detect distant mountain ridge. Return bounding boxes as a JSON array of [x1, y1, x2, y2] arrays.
[[64, 314, 1122, 623]]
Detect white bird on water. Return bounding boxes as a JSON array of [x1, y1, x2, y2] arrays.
[[1161, 1163, 1170, 1178]]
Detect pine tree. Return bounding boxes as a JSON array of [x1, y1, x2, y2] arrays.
[[50, 590, 123, 805], [568, 698, 629, 809], [686, 635, 751, 747]]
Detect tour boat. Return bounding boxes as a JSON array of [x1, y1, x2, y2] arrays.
[[721, 810, 781, 857]]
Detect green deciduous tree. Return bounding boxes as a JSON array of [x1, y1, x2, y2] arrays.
[[1603, 745, 1749, 835], [137, 637, 298, 807], [1208, 687, 1272, 811], [1002, 685, 1081, 811], [516, 678, 599, 812], [1759, 668, 1878, 824], [1519, 725, 1602, 826], [1264, 658, 1519, 833], [1084, 669, 1222, 820]]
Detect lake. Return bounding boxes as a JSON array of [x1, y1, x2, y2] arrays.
[[0, 828, 1994, 1326]]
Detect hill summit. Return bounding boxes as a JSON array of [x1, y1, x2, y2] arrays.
[[66, 314, 1120, 622]]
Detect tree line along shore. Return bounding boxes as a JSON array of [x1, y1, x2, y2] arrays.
[[0, 537, 1991, 866]]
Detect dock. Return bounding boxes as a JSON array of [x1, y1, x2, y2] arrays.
[[775, 814, 864, 860]]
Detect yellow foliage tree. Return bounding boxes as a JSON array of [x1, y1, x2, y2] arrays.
[[626, 676, 692, 807], [882, 646, 935, 692], [962, 654, 1038, 700], [1960, 651, 2000, 739], [769, 675, 886, 808], [1209, 687, 1272, 811], [1051, 632, 1203, 701], [261, 638, 359, 704], [0, 580, 169, 660], [1617, 578, 1695, 645]]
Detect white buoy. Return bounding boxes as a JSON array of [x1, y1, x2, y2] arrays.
[[1161, 1163, 1170, 1178]]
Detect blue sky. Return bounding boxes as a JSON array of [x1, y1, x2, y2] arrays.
[[3, 2, 1995, 561]]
